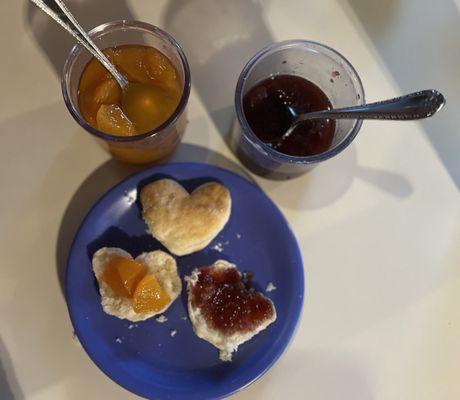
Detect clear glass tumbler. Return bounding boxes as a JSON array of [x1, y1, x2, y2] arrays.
[[62, 20, 191, 164], [233, 40, 365, 175]]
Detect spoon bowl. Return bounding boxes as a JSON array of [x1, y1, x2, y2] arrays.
[[122, 83, 177, 133]]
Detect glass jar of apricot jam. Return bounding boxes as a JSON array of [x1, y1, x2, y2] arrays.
[[62, 20, 190, 164]]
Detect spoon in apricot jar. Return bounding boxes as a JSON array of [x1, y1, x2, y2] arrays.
[[30, 0, 161, 132]]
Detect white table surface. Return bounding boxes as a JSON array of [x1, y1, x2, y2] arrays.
[[1, 0, 459, 399]]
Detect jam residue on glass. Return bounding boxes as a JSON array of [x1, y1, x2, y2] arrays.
[[190, 265, 275, 335], [243, 74, 335, 157]]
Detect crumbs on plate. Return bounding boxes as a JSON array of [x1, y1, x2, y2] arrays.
[[156, 315, 168, 323], [266, 282, 277, 292]]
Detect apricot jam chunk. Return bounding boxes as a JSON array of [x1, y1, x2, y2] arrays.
[[93, 78, 121, 106], [132, 274, 170, 314], [102, 257, 147, 298], [96, 104, 137, 136], [112, 46, 151, 84], [144, 49, 178, 88]]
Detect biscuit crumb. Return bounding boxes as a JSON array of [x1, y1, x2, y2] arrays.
[[181, 316, 188, 320], [128, 324, 138, 330], [156, 315, 168, 323], [236, 233, 241, 239], [170, 329, 177, 337], [115, 337, 123, 344], [266, 282, 277, 292], [211, 242, 224, 252]]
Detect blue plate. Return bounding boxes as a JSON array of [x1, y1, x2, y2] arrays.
[[66, 162, 304, 400]]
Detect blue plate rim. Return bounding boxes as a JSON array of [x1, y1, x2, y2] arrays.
[[65, 161, 305, 400]]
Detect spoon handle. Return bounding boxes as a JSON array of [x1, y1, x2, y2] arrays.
[[29, 0, 128, 88], [297, 90, 446, 121]]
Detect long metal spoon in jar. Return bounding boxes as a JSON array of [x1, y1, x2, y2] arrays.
[[281, 89, 446, 141], [30, 0, 162, 133]]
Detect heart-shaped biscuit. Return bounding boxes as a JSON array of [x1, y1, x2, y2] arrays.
[[140, 179, 231, 256]]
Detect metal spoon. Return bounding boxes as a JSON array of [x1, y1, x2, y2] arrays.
[[30, 0, 128, 88], [282, 89, 446, 140], [30, 0, 161, 132]]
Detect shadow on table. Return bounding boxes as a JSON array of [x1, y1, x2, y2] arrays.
[[342, 0, 460, 189], [55, 143, 250, 297], [162, 0, 415, 197], [0, 338, 24, 400], [260, 143, 413, 211], [163, 0, 274, 148], [24, 0, 135, 77]]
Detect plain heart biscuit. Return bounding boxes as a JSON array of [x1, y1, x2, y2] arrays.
[[140, 179, 231, 256]]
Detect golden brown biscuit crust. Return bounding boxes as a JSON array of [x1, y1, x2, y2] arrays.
[[140, 179, 231, 256]]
